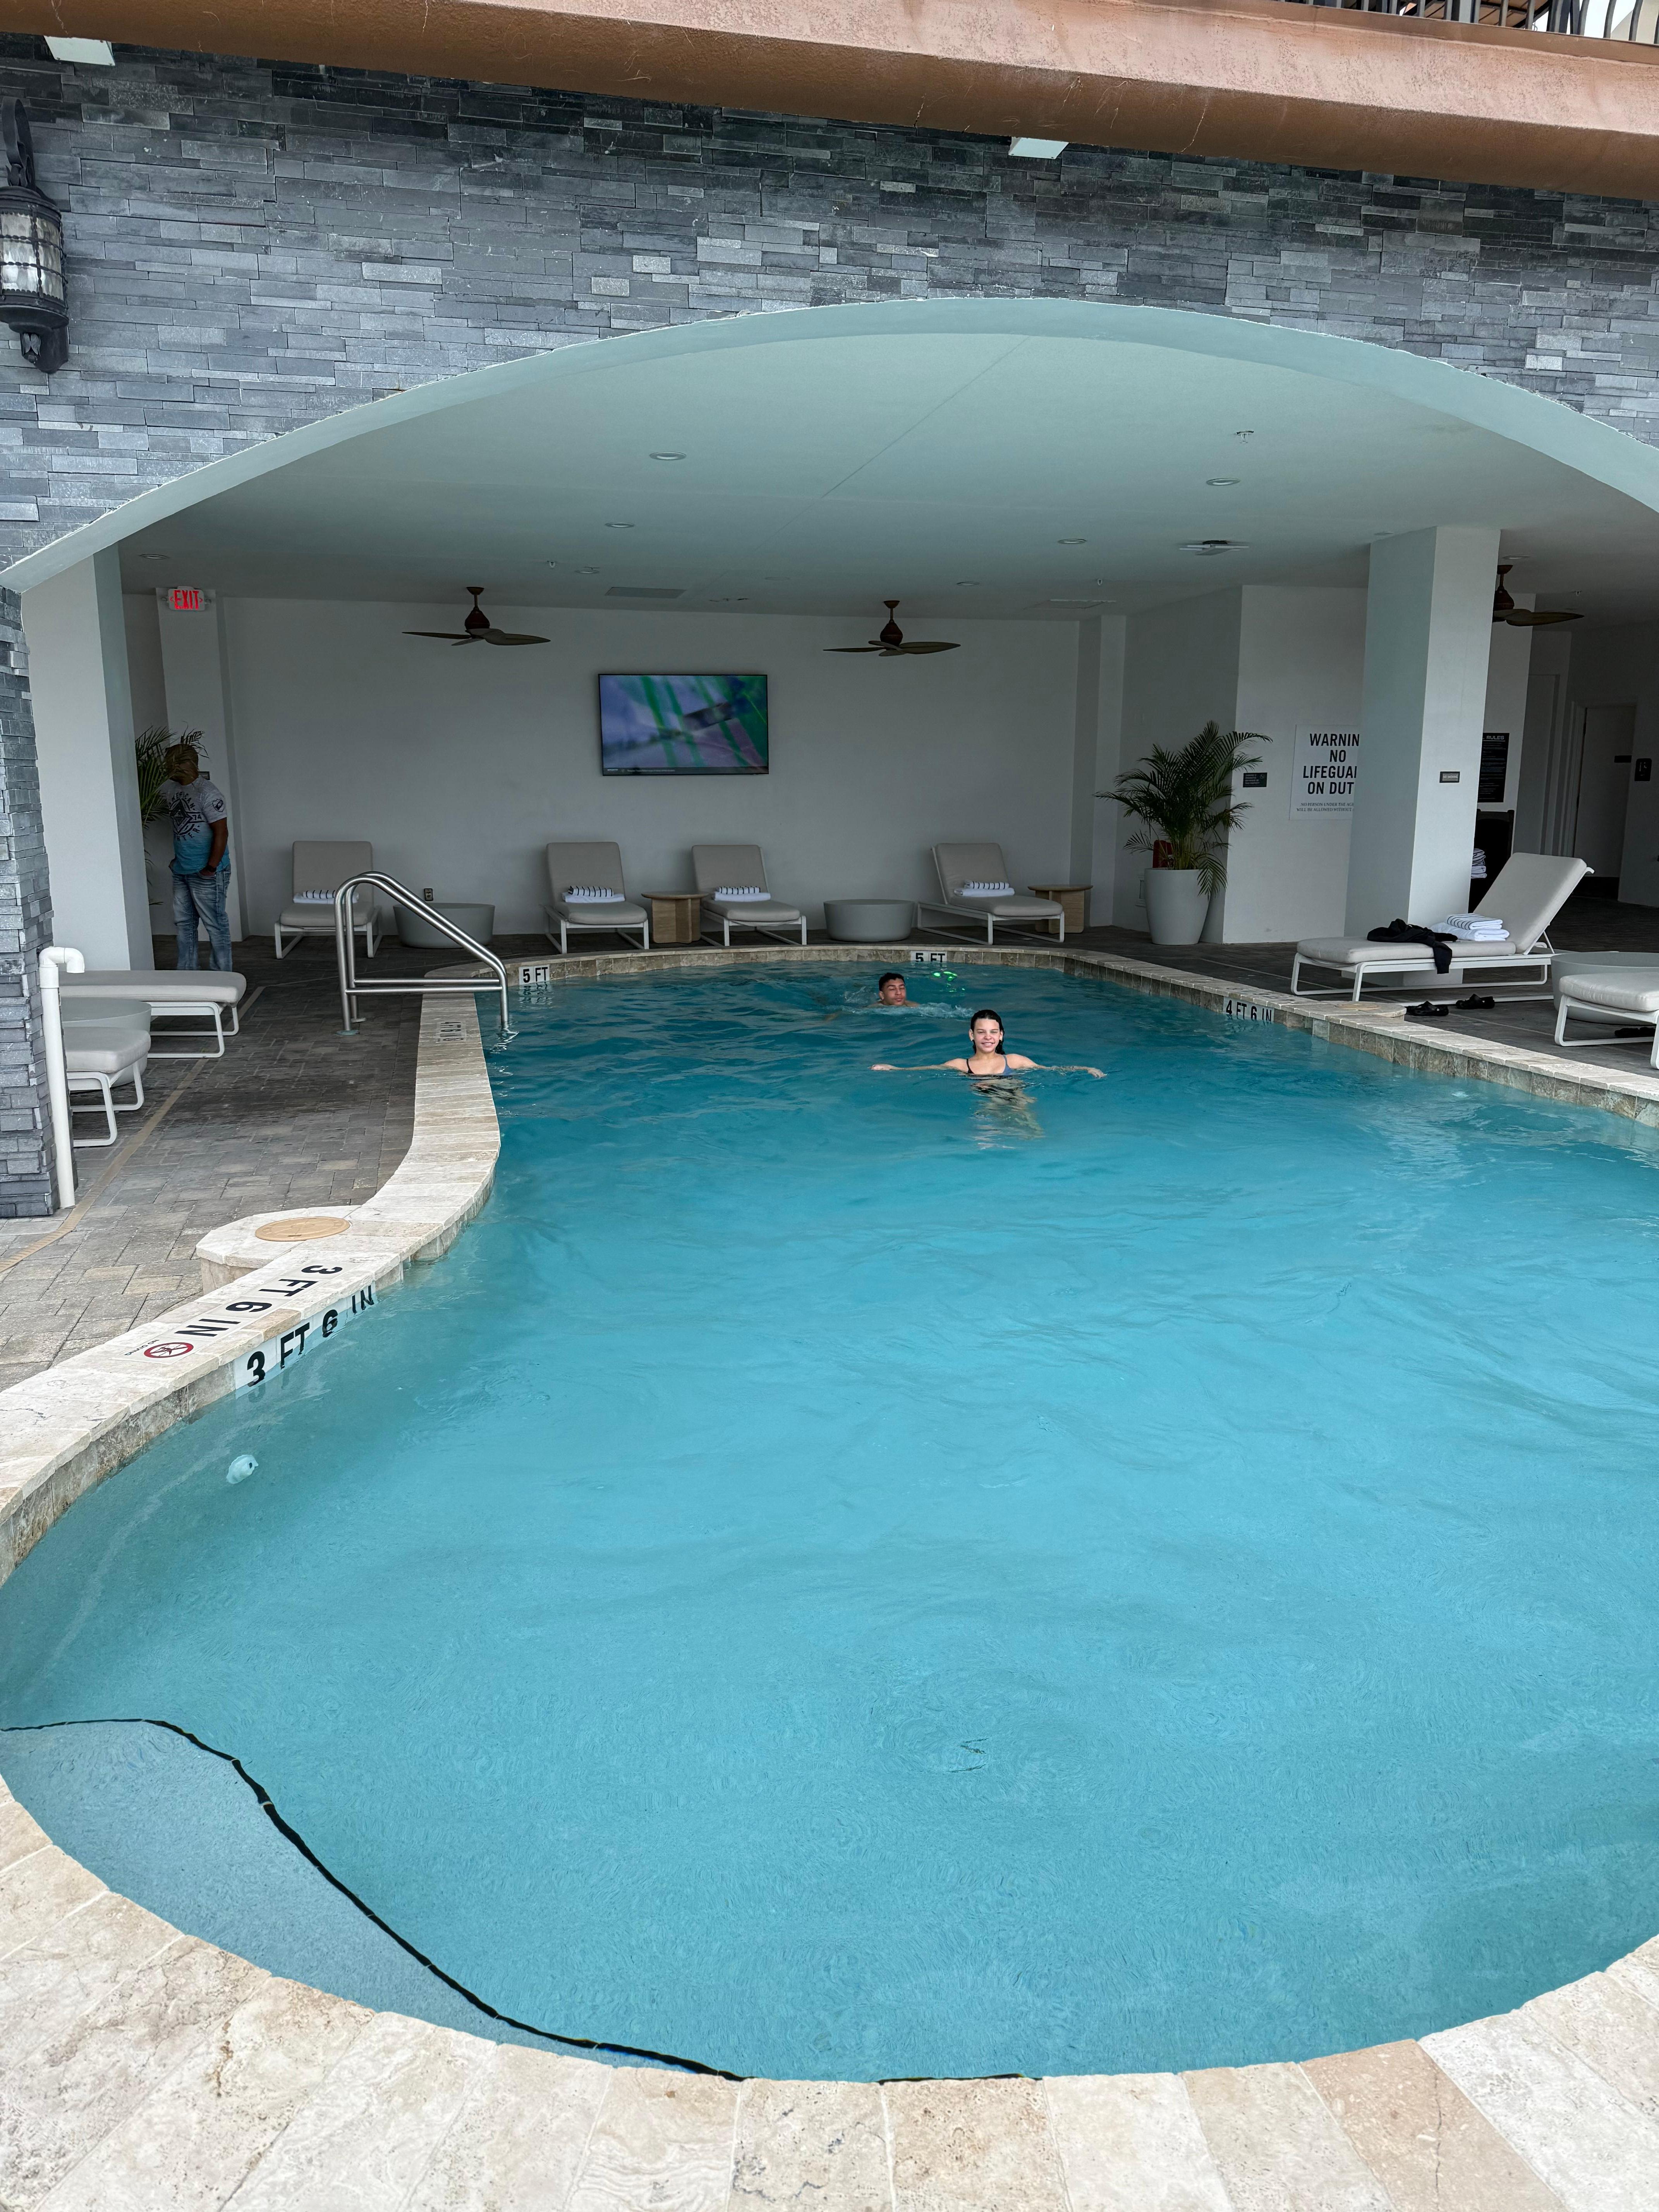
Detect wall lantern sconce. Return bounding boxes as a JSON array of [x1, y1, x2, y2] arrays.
[[0, 102, 67, 373]]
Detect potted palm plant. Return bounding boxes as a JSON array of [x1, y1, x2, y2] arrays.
[[1103, 720, 1269, 945]]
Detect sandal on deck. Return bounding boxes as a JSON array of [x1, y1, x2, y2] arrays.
[[1406, 1001, 1450, 1020], [1454, 994, 1497, 1010]]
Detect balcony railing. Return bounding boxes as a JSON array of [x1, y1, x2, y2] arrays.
[[1284, 0, 1659, 43]]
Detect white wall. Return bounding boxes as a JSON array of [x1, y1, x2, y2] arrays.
[[1345, 525, 1500, 934], [24, 550, 152, 968], [1481, 607, 1534, 815], [1111, 590, 1244, 929], [1224, 586, 1367, 943], [1106, 585, 1366, 941], [220, 601, 1085, 933], [1563, 622, 1659, 906]]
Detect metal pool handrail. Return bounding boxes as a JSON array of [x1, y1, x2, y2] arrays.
[[332, 872, 514, 1040]]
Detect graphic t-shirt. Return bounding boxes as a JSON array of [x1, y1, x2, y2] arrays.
[[159, 775, 229, 875]]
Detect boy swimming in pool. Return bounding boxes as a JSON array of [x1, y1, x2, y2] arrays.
[[876, 971, 909, 1006], [873, 1008, 1105, 1078]]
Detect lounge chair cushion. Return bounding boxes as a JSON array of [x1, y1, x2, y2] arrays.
[[705, 898, 802, 925], [548, 898, 648, 927], [279, 897, 372, 931], [1561, 970, 1659, 1016], [63, 1020, 149, 1076], [964, 895, 1064, 921], [61, 970, 245, 1007], [1297, 935, 1524, 968]]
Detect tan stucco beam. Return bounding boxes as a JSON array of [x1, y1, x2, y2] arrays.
[[6, 0, 1659, 199]]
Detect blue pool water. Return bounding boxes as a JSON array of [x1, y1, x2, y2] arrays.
[[4, 962, 1659, 2082]]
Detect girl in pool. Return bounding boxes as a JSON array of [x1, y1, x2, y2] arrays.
[[872, 1008, 1105, 1079]]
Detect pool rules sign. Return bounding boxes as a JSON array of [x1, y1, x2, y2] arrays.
[[1291, 724, 1360, 816]]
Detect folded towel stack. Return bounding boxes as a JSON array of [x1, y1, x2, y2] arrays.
[[565, 885, 623, 903], [713, 886, 769, 902], [959, 880, 1016, 896], [1437, 913, 1507, 941]]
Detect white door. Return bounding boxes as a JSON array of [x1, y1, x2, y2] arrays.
[[1572, 703, 1636, 881]]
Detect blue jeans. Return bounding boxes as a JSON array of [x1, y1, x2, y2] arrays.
[[173, 865, 233, 970]]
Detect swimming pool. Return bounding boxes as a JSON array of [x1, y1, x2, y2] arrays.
[[3, 960, 1659, 2083]]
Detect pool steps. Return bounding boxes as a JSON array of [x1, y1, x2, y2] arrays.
[[5, 954, 1659, 2207]]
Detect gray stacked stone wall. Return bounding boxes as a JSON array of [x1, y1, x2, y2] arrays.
[[0, 588, 53, 1216], [0, 38, 1656, 570]]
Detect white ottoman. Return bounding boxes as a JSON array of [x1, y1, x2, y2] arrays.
[[824, 899, 915, 943], [1554, 967, 1659, 1067]]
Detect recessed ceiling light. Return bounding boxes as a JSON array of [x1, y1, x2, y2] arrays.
[[955, 580, 982, 587], [1049, 597, 1100, 604], [1234, 430, 1254, 440], [649, 452, 686, 461], [1181, 540, 1249, 555], [1058, 537, 1087, 545], [572, 565, 599, 575], [1207, 477, 1240, 487], [605, 522, 635, 530], [708, 596, 749, 603]]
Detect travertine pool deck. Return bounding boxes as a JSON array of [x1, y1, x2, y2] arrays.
[[5, 947, 1659, 2209]]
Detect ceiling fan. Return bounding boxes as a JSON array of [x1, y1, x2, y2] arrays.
[[405, 587, 549, 646], [826, 600, 959, 656], [1492, 564, 1581, 628]]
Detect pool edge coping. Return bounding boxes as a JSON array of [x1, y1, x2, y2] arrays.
[[2, 948, 1657, 2205]]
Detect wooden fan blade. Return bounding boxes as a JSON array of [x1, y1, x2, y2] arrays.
[[895, 641, 960, 653], [404, 629, 472, 639], [826, 645, 885, 653], [483, 629, 550, 644], [1505, 610, 1582, 626]]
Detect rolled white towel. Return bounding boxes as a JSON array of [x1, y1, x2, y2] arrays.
[[713, 886, 769, 902], [293, 888, 338, 903], [565, 885, 623, 903], [1437, 914, 1507, 939], [959, 880, 1016, 896]]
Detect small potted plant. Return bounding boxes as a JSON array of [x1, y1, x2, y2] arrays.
[[1103, 720, 1269, 945]]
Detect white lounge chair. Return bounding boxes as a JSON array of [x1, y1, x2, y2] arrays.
[[1554, 968, 1659, 1068], [59, 1000, 149, 1144], [274, 841, 382, 959], [544, 842, 650, 954], [1290, 854, 1591, 1001], [920, 843, 1066, 944], [691, 845, 807, 946], [58, 968, 246, 1058]]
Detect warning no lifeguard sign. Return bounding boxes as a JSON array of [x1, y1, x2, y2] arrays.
[[1291, 724, 1360, 817]]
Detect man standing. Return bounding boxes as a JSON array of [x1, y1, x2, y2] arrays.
[[157, 739, 234, 970]]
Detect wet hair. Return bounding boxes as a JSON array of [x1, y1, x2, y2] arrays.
[[968, 1009, 1005, 1048], [877, 972, 905, 990]]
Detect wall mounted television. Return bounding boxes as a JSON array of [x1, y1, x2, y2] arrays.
[[598, 673, 769, 775]]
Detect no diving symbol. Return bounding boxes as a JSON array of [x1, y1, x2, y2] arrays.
[[141, 1340, 195, 1360]]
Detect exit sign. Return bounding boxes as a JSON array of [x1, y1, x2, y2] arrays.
[[165, 586, 208, 613]]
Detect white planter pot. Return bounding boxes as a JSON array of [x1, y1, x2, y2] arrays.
[[1145, 867, 1210, 946]]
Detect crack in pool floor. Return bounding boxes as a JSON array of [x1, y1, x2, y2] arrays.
[[0, 1716, 737, 2078]]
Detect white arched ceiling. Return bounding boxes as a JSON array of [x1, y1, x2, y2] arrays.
[[10, 299, 1659, 623]]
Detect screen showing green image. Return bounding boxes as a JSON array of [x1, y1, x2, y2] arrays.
[[598, 673, 769, 775]]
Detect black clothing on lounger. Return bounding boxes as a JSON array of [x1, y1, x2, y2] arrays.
[[1366, 920, 1457, 975]]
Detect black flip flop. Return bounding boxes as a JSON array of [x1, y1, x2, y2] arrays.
[[1406, 1001, 1450, 1020], [1454, 994, 1497, 1011]]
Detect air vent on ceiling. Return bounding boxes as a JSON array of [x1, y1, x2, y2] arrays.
[[605, 585, 684, 599]]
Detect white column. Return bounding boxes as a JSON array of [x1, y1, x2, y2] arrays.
[[22, 547, 151, 968], [1345, 525, 1501, 933], [158, 591, 246, 939]]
